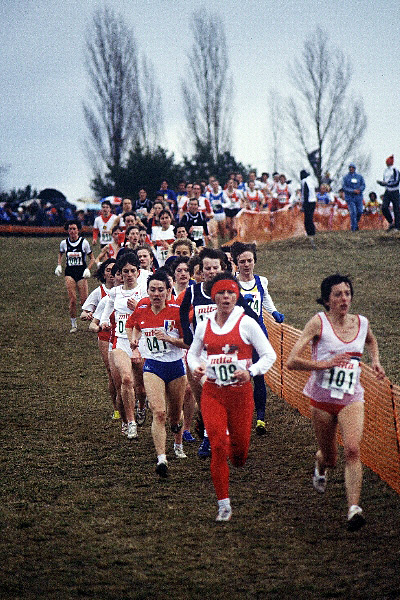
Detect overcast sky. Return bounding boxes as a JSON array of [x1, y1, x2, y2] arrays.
[[1, 0, 399, 201]]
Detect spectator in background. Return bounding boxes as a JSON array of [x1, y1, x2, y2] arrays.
[[364, 192, 380, 215], [133, 188, 152, 226], [377, 155, 400, 232], [342, 163, 365, 232], [158, 180, 178, 217], [316, 184, 333, 205], [300, 169, 317, 249]]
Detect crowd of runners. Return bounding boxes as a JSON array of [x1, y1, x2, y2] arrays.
[[54, 174, 387, 529]]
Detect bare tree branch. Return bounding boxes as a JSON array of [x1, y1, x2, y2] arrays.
[[181, 9, 233, 161], [287, 27, 369, 186]]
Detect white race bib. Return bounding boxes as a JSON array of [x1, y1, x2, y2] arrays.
[[321, 358, 359, 399], [207, 353, 240, 386], [192, 226, 203, 240], [67, 251, 83, 266], [146, 335, 168, 355]]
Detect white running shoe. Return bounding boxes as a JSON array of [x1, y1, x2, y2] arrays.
[[127, 421, 138, 439], [347, 505, 366, 531], [174, 445, 187, 459], [312, 463, 327, 493], [69, 326, 77, 333], [121, 422, 128, 436], [216, 506, 232, 522]]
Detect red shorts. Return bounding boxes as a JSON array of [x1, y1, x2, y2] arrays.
[[310, 399, 346, 415]]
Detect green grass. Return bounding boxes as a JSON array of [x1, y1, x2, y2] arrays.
[[0, 232, 399, 600]]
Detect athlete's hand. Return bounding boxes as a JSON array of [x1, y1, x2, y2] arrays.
[[83, 268, 91, 279], [192, 366, 206, 381], [372, 361, 385, 380], [319, 353, 352, 370], [127, 297, 137, 311], [100, 322, 111, 331], [272, 311, 284, 323], [55, 265, 62, 276], [233, 368, 251, 383]]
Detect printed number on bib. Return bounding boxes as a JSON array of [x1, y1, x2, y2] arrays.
[[208, 354, 239, 386], [321, 359, 359, 399], [101, 232, 112, 243], [117, 315, 128, 336], [146, 335, 168, 355], [67, 252, 83, 266], [192, 226, 203, 240]]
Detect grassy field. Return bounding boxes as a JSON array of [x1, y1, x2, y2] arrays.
[[0, 231, 399, 600]]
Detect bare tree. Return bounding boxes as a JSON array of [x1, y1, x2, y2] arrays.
[[83, 6, 163, 179], [181, 9, 233, 161], [287, 28, 369, 186], [268, 89, 284, 173], [136, 56, 164, 152]]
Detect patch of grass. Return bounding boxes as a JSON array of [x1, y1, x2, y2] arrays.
[[0, 233, 399, 600]]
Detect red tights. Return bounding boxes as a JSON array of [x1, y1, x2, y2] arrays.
[[201, 380, 254, 500]]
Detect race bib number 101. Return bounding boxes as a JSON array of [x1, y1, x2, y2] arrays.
[[321, 358, 359, 399]]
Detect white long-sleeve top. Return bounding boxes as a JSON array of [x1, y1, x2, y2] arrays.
[[187, 306, 276, 378]]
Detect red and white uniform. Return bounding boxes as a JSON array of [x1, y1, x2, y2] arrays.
[[303, 312, 368, 406], [244, 190, 264, 212], [272, 182, 291, 207], [93, 214, 119, 245], [222, 190, 242, 211], [151, 226, 175, 266], [127, 301, 184, 362], [187, 306, 276, 381], [187, 305, 276, 501]]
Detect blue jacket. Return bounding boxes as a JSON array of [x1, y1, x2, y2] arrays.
[[342, 171, 365, 200]]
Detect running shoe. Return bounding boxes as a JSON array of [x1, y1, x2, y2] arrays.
[[135, 401, 147, 426], [121, 422, 128, 436], [197, 436, 211, 459], [69, 326, 78, 333], [182, 430, 196, 443], [127, 421, 138, 439], [174, 445, 187, 459], [312, 462, 327, 493], [255, 419, 266, 436], [216, 506, 232, 522], [112, 410, 121, 420], [347, 505, 366, 532], [156, 460, 168, 478]]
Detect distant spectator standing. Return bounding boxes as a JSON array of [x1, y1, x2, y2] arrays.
[[300, 170, 317, 249], [377, 155, 400, 231], [157, 180, 178, 217], [342, 163, 365, 231]]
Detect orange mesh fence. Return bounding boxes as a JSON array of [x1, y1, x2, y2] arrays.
[[263, 314, 400, 495], [236, 205, 388, 245], [0, 225, 93, 236]]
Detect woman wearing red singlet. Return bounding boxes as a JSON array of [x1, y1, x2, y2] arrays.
[[187, 272, 276, 522], [95, 224, 124, 264], [287, 274, 385, 531]]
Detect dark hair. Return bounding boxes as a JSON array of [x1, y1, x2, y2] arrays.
[[369, 191, 378, 201], [159, 209, 174, 224], [111, 223, 122, 234], [198, 247, 229, 271], [101, 200, 112, 208], [95, 258, 116, 282], [171, 255, 190, 277], [231, 241, 257, 264], [64, 219, 81, 231], [317, 274, 354, 310], [116, 252, 140, 272], [188, 254, 201, 276], [147, 269, 172, 290]]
